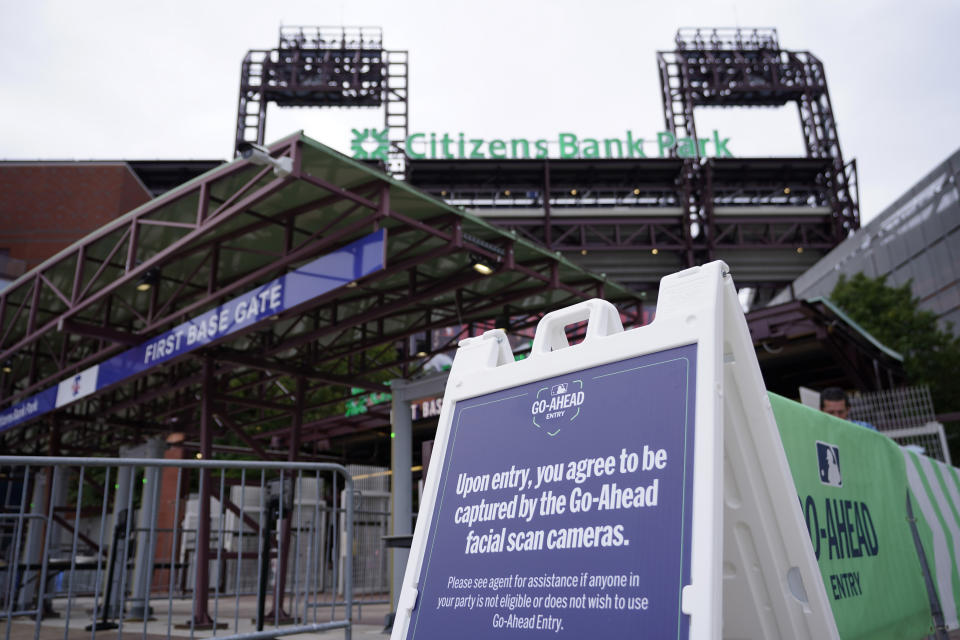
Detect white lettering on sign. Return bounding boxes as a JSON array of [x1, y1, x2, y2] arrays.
[[233, 285, 282, 324], [411, 396, 443, 421], [143, 330, 186, 364], [0, 398, 40, 428], [143, 283, 283, 365]]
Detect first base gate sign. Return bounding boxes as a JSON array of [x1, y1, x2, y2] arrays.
[[393, 261, 840, 639]]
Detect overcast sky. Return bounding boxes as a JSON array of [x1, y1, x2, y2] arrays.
[[1, 0, 957, 224]]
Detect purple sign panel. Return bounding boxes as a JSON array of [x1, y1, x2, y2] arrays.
[[406, 343, 697, 640]]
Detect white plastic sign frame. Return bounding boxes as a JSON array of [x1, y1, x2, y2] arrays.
[[392, 261, 838, 639]]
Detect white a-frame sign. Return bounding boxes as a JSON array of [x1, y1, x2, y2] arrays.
[[392, 261, 839, 639]]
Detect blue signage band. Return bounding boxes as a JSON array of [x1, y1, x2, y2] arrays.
[[0, 229, 387, 433]]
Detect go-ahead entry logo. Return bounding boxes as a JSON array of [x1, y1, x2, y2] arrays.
[[531, 380, 584, 437]]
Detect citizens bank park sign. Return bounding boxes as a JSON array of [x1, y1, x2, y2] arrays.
[[351, 129, 733, 161]]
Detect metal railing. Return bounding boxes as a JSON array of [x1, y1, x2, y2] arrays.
[[850, 385, 937, 430], [0, 456, 354, 640], [850, 386, 951, 463]]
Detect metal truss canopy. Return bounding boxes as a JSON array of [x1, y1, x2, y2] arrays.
[[748, 297, 906, 396], [0, 133, 642, 459]]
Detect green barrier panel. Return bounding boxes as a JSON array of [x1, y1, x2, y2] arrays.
[[904, 449, 960, 630], [770, 393, 933, 639]]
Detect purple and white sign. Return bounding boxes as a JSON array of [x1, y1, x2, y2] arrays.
[[405, 343, 697, 639], [0, 229, 386, 432]]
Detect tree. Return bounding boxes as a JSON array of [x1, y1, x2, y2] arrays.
[[830, 273, 960, 415]]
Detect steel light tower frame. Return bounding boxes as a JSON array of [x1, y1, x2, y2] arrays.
[[657, 27, 859, 243], [235, 26, 409, 178]]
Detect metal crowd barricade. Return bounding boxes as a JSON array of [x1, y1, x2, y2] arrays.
[[850, 386, 952, 463], [0, 456, 353, 640], [344, 491, 390, 597]]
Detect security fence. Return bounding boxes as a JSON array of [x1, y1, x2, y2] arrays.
[[0, 456, 356, 640], [850, 386, 951, 463]]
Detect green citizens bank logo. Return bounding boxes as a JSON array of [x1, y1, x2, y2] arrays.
[[351, 129, 389, 160], [531, 380, 584, 437], [350, 130, 732, 160]]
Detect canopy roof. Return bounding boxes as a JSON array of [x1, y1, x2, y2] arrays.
[[0, 133, 643, 459], [747, 297, 905, 398]]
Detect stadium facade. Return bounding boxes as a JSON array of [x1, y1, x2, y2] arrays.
[[771, 147, 960, 333], [0, 26, 918, 463]]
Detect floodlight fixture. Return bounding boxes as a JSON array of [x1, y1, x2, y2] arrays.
[[463, 232, 505, 277], [470, 254, 496, 276], [136, 267, 161, 292], [415, 341, 429, 358]]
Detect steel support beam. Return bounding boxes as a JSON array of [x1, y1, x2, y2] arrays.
[[189, 357, 214, 627], [268, 376, 304, 619]]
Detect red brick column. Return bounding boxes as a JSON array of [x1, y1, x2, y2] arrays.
[[152, 433, 187, 592]]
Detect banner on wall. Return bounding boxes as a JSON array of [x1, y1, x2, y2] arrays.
[[772, 394, 935, 639], [903, 448, 960, 632]]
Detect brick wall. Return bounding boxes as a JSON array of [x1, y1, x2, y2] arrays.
[[0, 163, 152, 271]]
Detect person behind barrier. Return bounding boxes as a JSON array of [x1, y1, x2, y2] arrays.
[[820, 386, 877, 431]]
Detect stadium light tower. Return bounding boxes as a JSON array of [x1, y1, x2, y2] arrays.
[[657, 27, 859, 241], [235, 26, 409, 178]]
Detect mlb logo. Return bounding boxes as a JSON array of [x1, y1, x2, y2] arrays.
[[55, 365, 99, 409], [816, 441, 842, 487], [551, 383, 568, 396]]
